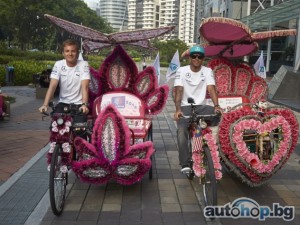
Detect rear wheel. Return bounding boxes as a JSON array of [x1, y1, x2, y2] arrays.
[[202, 146, 217, 207], [49, 144, 67, 216]]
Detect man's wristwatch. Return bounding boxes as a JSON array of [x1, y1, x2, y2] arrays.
[[82, 102, 89, 107], [214, 104, 220, 108]]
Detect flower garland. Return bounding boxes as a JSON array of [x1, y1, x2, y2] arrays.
[[192, 128, 222, 180], [232, 116, 291, 174], [47, 115, 73, 173], [218, 106, 299, 186]]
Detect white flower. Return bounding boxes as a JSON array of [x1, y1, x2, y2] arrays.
[[52, 127, 58, 132], [65, 121, 72, 127], [47, 164, 51, 171], [59, 129, 66, 135], [49, 146, 54, 153], [60, 165, 68, 173], [52, 121, 58, 127], [65, 126, 70, 133], [62, 142, 71, 153]]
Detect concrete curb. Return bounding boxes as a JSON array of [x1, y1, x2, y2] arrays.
[[0, 143, 49, 198]]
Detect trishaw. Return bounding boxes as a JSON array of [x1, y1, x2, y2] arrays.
[[184, 17, 299, 188], [43, 14, 173, 215]]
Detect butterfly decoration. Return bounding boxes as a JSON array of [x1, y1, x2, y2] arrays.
[[44, 14, 175, 51]]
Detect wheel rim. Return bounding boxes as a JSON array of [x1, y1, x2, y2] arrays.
[[50, 145, 67, 215], [202, 147, 217, 206], [53, 162, 66, 211]]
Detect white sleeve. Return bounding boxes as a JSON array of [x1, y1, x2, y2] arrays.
[[81, 61, 91, 80], [50, 61, 60, 80], [174, 68, 183, 87], [206, 68, 215, 86]]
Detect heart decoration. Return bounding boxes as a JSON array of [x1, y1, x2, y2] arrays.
[[218, 106, 299, 186]]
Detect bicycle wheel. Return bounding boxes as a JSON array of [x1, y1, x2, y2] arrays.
[[49, 144, 68, 216], [202, 146, 217, 207]]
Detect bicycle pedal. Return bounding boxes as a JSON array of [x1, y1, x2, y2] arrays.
[[181, 167, 192, 174]]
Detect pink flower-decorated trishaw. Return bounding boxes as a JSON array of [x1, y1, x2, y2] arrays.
[[195, 17, 299, 187], [43, 14, 174, 215]]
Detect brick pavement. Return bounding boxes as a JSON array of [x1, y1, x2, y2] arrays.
[[0, 86, 300, 225], [0, 86, 49, 184]]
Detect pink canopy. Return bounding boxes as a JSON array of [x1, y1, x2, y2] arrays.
[[204, 43, 258, 58], [192, 17, 297, 58]]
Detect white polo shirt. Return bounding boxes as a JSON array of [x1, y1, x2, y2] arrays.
[[50, 59, 90, 104], [174, 65, 215, 106]]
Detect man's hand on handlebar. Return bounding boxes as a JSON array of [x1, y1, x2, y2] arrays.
[[174, 110, 183, 120], [39, 105, 48, 114], [79, 105, 89, 114], [214, 106, 223, 115]]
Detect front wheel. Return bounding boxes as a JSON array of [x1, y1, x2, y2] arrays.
[[49, 144, 68, 216], [202, 146, 217, 207]]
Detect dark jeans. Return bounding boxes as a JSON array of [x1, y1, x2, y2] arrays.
[[177, 105, 215, 167]]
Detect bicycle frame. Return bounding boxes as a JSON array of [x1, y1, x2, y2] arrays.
[[45, 103, 92, 215], [182, 98, 221, 207]]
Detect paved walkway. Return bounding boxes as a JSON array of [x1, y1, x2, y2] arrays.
[[0, 86, 299, 225], [0, 86, 49, 184]]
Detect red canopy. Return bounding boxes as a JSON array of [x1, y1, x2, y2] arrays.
[[192, 17, 297, 58]]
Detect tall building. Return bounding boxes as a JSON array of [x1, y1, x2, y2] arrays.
[[128, 0, 160, 30], [98, 0, 128, 31], [178, 0, 196, 46], [128, 0, 143, 30], [159, 0, 179, 40], [83, 0, 100, 11]]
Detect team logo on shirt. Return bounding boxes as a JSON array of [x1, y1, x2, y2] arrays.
[[84, 65, 89, 73], [185, 73, 191, 78], [61, 66, 67, 72], [200, 72, 205, 81]]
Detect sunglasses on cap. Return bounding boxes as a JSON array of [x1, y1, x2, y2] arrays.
[[190, 54, 204, 59]]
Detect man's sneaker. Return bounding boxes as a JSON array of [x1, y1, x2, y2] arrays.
[[181, 166, 191, 174]]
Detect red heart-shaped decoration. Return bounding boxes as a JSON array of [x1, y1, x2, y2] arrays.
[[218, 106, 299, 186]]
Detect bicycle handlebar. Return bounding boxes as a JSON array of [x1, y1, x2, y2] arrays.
[[42, 111, 49, 116], [180, 113, 220, 119]]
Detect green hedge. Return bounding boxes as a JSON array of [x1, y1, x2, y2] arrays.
[[0, 48, 165, 86], [0, 60, 54, 86]]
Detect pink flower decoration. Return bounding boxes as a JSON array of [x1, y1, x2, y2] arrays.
[[218, 106, 299, 186], [191, 131, 222, 180], [88, 45, 169, 115], [72, 105, 154, 185]]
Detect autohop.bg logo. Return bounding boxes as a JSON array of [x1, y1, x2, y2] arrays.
[[204, 197, 294, 221]]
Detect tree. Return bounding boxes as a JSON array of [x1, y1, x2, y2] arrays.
[[151, 39, 188, 63], [0, 0, 113, 51]]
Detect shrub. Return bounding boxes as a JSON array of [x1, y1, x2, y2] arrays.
[[0, 60, 54, 86]]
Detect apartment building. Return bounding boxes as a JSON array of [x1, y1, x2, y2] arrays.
[[128, 0, 160, 30], [178, 0, 197, 46], [160, 0, 179, 40]]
